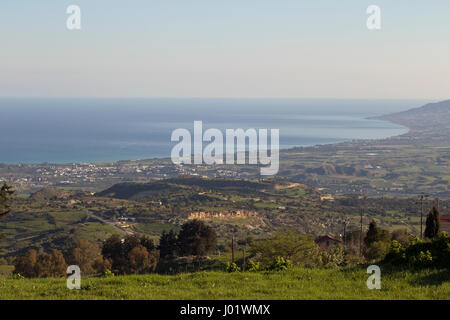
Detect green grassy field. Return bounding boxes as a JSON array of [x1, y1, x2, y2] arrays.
[[0, 267, 448, 300]]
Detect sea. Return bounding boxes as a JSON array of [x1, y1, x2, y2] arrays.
[[0, 98, 427, 164]]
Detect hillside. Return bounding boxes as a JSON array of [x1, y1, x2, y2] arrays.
[[4, 176, 448, 257], [96, 177, 307, 200], [373, 99, 450, 141]]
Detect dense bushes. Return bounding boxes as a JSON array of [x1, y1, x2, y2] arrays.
[[250, 230, 345, 268], [250, 230, 319, 267], [384, 233, 449, 268], [268, 256, 293, 271]]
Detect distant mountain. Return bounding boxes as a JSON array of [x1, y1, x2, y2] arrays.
[[374, 99, 450, 141]]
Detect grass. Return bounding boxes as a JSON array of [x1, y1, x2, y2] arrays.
[[134, 222, 180, 235], [0, 265, 14, 277], [0, 267, 448, 300]]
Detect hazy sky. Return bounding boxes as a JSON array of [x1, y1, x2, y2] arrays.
[[1, 0, 449, 99]]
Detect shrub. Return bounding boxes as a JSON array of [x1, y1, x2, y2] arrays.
[[416, 250, 433, 266], [391, 229, 411, 247], [245, 259, 260, 272], [9, 273, 25, 280], [320, 245, 345, 267], [225, 262, 240, 273], [14, 249, 38, 278], [102, 269, 114, 278], [268, 256, 292, 271], [250, 230, 320, 268], [364, 241, 390, 261], [384, 233, 449, 269]]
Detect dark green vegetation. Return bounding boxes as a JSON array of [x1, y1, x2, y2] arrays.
[[384, 233, 450, 269], [425, 206, 441, 239], [2, 177, 447, 258], [0, 182, 14, 217], [10, 218, 448, 277]]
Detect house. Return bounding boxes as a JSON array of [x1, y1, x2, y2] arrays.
[[441, 215, 450, 234], [320, 194, 335, 201], [315, 235, 342, 250]]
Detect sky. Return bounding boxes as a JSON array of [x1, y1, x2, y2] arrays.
[[0, 0, 449, 99]]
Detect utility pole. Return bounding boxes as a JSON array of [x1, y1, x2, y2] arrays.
[[359, 207, 363, 257], [343, 218, 351, 248], [359, 194, 367, 257], [420, 195, 424, 239], [231, 235, 235, 263], [418, 194, 429, 239], [243, 244, 246, 271], [343, 221, 347, 247]]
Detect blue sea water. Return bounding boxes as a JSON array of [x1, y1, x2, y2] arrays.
[[0, 98, 425, 164]]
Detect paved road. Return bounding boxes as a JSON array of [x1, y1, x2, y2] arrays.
[[89, 211, 134, 236]]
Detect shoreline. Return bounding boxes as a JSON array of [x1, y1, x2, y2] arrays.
[[0, 119, 409, 167]]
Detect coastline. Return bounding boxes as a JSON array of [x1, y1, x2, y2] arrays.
[[0, 98, 421, 166], [0, 118, 409, 166]]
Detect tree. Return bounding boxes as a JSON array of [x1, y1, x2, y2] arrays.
[[14, 249, 38, 278], [0, 182, 14, 218], [159, 230, 178, 259], [140, 236, 156, 252], [49, 249, 68, 277], [102, 234, 126, 273], [35, 252, 54, 277], [93, 255, 112, 274], [65, 240, 102, 275], [123, 235, 141, 255], [364, 220, 390, 247], [424, 206, 440, 239], [177, 219, 217, 256], [250, 230, 320, 267], [34, 250, 67, 278], [15, 249, 67, 278], [128, 245, 151, 274], [102, 234, 159, 274]]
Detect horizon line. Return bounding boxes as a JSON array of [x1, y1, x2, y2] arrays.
[[0, 96, 437, 101]]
